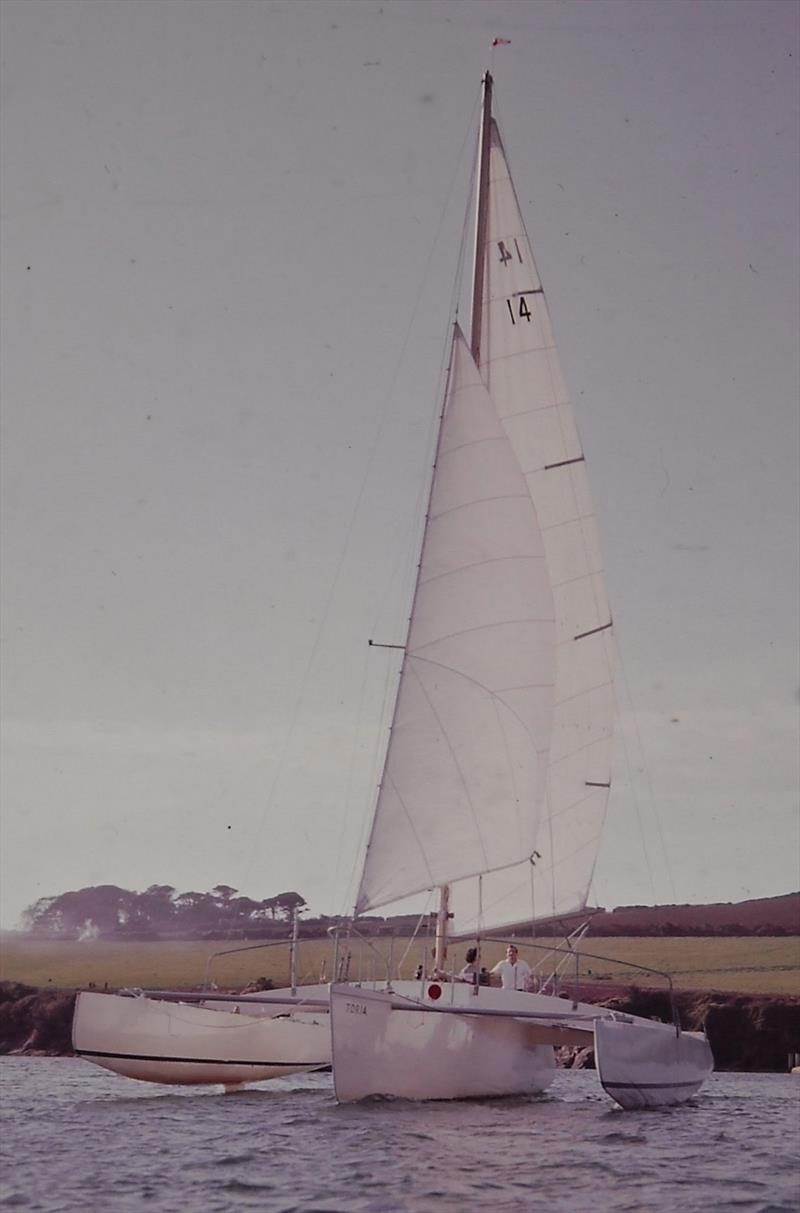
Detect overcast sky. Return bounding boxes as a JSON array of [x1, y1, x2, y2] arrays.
[[1, 0, 798, 929]]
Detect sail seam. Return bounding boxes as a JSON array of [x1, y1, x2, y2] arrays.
[[430, 492, 538, 522], [482, 346, 557, 371], [550, 567, 606, 590], [551, 567, 606, 590], [412, 622, 553, 656], [408, 654, 554, 730], [495, 682, 556, 694], [405, 661, 491, 873], [501, 403, 570, 425], [380, 771, 436, 890], [551, 677, 614, 711], [548, 732, 614, 765], [492, 694, 528, 862], [419, 559, 551, 593], [542, 832, 604, 865], [544, 788, 609, 820], [540, 513, 597, 532], [440, 434, 527, 457]]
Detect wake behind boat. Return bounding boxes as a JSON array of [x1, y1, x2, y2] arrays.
[[328, 70, 713, 1108]]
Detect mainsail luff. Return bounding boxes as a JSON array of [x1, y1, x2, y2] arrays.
[[470, 70, 493, 363]]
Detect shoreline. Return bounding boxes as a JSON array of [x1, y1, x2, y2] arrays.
[[1, 981, 797, 1073]]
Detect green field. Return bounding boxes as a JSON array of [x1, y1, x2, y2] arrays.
[[1, 934, 797, 996]]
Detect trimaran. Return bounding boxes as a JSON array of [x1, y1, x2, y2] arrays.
[[73, 71, 713, 1109]]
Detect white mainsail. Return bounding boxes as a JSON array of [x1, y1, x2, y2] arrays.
[[356, 86, 614, 935]]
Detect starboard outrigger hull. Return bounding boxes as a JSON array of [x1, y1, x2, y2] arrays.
[[594, 1016, 714, 1110], [72, 989, 330, 1087]]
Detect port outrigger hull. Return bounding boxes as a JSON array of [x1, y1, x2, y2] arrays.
[[72, 988, 330, 1087]]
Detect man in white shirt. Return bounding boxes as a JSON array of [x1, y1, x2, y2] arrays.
[[490, 944, 532, 990]]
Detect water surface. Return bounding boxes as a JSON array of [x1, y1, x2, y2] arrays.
[[1, 1060, 797, 1212]]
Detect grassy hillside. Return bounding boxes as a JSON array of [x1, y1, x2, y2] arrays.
[[588, 892, 799, 935], [1, 933, 797, 996]]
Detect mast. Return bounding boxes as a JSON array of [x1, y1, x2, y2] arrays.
[[290, 905, 299, 996], [470, 70, 493, 363], [433, 884, 451, 973]]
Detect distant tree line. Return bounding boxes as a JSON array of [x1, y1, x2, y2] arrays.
[[20, 885, 798, 940], [22, 884, 310, 940]]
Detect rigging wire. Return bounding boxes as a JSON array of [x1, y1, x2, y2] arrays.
[[335, 649, 399, 918], [395, 895, 435, 977], [241, 89, 481, 912], [612, 629, 677, 905], [334, 89, 484, 918]]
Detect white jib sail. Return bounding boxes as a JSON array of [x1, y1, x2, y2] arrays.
[[356, 328, 557, 914]]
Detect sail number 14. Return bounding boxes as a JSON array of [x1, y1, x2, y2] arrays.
[[506, 296, 533, 324]]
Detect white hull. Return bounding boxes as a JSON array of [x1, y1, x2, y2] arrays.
[[72, 988, 330, 1086], [330, 980, 714, 1107], [331, 982, 559, 1102], [594, 1016, 714, 1109]]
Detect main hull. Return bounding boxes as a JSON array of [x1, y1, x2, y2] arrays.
[[330, 982, 558, 1102], [72, 989, 330, 1086]]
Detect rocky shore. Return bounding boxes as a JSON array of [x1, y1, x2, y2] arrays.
[[0, 982, 77, 1056], [561, 985, 800, 1072], [1, 980, 797, 1072]]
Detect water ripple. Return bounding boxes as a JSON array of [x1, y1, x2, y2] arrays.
[[1, 1062, 798, 1213]]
